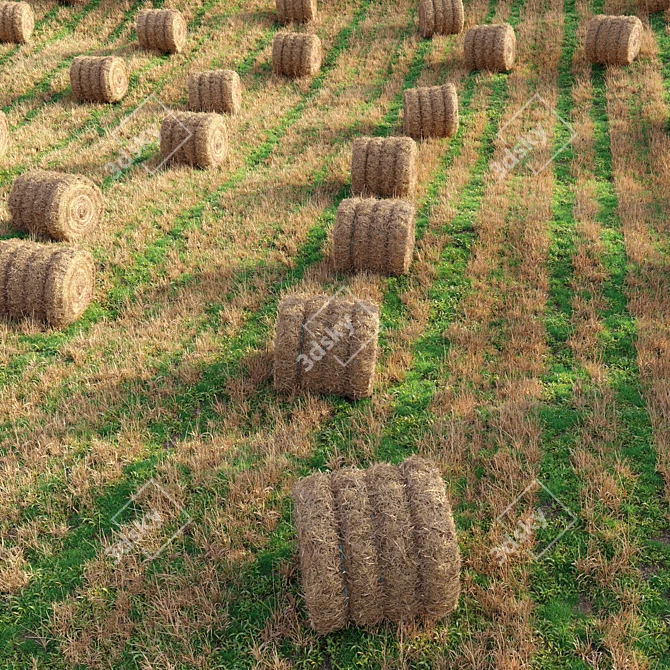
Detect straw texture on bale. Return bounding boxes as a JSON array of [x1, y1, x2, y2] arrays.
[[0, 2, 33, 43], [274, 294, 379, 400], [418, 0, 464, 37], [403, 83, 459, 140], [276, 0, 317, 23], [70, 56, 128, 103], [0, 110, 8, 157], [137, 9, 187, 54], [160, 112, 227, 169], [332, 198, 415, 276], [272, 32, 322, 78], [463, 23, 516, 72], [9, 171, 103, 242], [585, 15, 642, 66], [351, 137, 417, 199], [0, 239, 95, 328], [188, 70, 241, 115], [292, 456, 461, 634]]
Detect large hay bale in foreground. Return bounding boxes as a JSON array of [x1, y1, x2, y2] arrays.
[[276, 0, 317, 24], [0, 2, 33, 43], [274, 294, 379, 399], [332, 198, 415, 276], [70, 56, 128, 103], [419, 0, 464, 37], [0, 110, 8, 157], [188, 70, 241, 115], [272, 32, 322, 78], [8, 171, 103, 242], [585, 15, 642, 66], [403, 83, 459, 140], [351, 137, 417, 199], [0, 239, 95, 328], [293, 455, 461, 634], [160, 112, 227, 169], [463, 23, 516, 72], [137, 8, 187, 54]]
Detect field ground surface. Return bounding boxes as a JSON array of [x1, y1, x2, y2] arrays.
[[1, 0, 670, 668]]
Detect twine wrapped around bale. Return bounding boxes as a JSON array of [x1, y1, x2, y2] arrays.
[[0, 110, 8, 157], [463, 23, 516, 72], [351, 137, 417, 199], [419, 0, 464, 37], [188, 70, 241, 115], [332, 198, 415, 276], [160, 112, 227, 169], [292, 455, 461, 635], [274, 294, 379, 400], [0, 2, 33, 43], [585, 15, 642, 66], [8, 171, 103, 242], [70, 56, 128, 103], [403, 83, 459, 140], [0, 239, 95, 328], [272, 32, 322, 78], [137, 8, 187, 54], [276, 0, 317, 24]]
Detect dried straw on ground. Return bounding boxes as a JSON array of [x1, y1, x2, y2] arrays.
[[292, 455, 461, 634], [274, 294, 379, 399], [160, 112, 227, 169], [188, 70, 241, 115], [70, 56, 128, 103], [332, 198, 415, 276], [0, 2, 33, 43], [418, 0, 464, 37], [463, 23, 516, 72], [640, 0, 670, 13], [272, 32, 322, 78], [585, 15, 642, 66], [0, 110, 8, 157], [351, 137, 417, 199], [0, 239, 95, 328], [403, 83, 459, 140], [8, 171, 103, 242], [276, 0, 317, 24], [136, 8, 187, 54]]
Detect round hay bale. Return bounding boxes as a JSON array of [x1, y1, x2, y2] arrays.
[[160, 112, 227, 169], [0, 110, 8, 157], [332, 198, 415, 276], [585, 15, 642, 66], [188, 70, 241, 115], [8, 171, 102, 242], [463, 23, 516, 72], [70, 56, 128, 103], [351, 136, 417, 199], [418, 0, 464, 37], [276, 0, 317, 24], [403, 83, 459, 140], [273, 293, 379, 399], [272, 32, 322, 78], [292, 472, 348, 635], [0, 2, 33, 43], [136, 8, 187, 54], [399, 455, 461, 619], [0, 239, 95, 328]]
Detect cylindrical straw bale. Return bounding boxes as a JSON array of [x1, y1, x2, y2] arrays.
[[160, 112, 227, 169], [351, 137, 417, 199], [403, 83, 459, 140], [188, 70, 241, 115], [0, 2, 33, 43], [272, 32, 322, 78], [0, 110, 8, 157], [0, 239, 95, 328], [276, 0, 317, 24], [585, 15, 642, 66], [463, 23, 516, 72], [418, 0, 464, 37], [332, 198, 415, 276], [274, 294, 380, 400], [8, 171, 102, 242], [136, 8, 187, 54], [70, 56, 128, 103]]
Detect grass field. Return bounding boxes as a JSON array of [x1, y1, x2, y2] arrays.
[[1, 0, 670, 667]]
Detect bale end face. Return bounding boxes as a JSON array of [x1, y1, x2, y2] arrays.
[[70, 56, 129, 103], [403, 83, 459, 140], [464, 23, 516, 72], [272, 32, 322, 78], [0, 1, 34, 43], [418, 0, 465, 37], [188, 70, 242, 115], [585, 15, 643, 65], [276, 0, 318, 24], [0, 110, 8, 157], [137, 8, 187, 54], [160, 112, 227, 169]]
